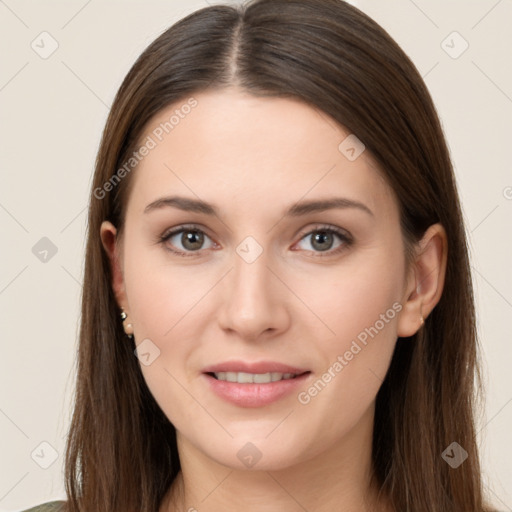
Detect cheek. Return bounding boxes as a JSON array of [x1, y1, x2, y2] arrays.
[[122, 245, 206, 428], [123, 241, 212, 341], [292, 244, 404, 345], [291, 245, 404, 409]]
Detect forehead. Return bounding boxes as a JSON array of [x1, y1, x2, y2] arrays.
[[127, 89, 397, 220]]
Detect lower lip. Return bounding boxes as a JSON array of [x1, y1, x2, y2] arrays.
[[202, 372, 311, 408]]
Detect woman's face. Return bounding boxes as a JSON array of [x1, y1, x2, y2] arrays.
[[103, 89, 417, 471]]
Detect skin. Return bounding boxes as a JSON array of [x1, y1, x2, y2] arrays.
[[101, 89, 447, 512]]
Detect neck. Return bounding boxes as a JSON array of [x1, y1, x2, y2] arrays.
[[161, 404, 393, 512]]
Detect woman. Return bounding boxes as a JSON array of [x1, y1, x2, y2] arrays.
[[23, 0, 498, 510]]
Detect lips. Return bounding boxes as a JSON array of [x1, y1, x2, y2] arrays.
[[201, 360, 312, 407], [202, 360, 309, 375]]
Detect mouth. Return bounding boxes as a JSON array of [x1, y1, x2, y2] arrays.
[[206, 371, 309, 383], [201, 361, 312, 407]]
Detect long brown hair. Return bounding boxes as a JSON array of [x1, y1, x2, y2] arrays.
[[64, 1, 493, 510]]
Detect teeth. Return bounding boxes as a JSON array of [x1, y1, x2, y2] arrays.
[[213, 371, 298, 383]]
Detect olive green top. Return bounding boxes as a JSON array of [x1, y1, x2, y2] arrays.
[[20, 501, 66, 512]]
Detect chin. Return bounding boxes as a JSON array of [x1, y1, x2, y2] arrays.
[[193, 432, 314, 472]]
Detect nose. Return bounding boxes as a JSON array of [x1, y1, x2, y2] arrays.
[[217, 247, 291, 342]]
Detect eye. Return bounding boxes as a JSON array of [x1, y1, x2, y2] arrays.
[[159, 224, 216, 257], [159, 223, 352, 258], [294, 225, 352, 257]]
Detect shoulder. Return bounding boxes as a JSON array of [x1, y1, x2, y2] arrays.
[[19, 501, 66, 512]]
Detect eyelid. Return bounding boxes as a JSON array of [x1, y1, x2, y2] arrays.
[[160, 223, 213, 241], [291, 223, 353, 256], [295, 223, 352, 243], [159, 223, 218, 255]]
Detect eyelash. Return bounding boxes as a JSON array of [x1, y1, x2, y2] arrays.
[[158, 223, 353, 259]]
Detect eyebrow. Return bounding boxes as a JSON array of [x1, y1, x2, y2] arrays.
[[144, 195, 374, 217]]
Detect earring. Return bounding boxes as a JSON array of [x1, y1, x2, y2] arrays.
[[120, 308, 134, 339], [420, 315, 424, 327]]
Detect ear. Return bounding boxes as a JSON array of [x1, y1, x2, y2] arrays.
[[397, 223, 448, 337], [100, 220, 127, 309]]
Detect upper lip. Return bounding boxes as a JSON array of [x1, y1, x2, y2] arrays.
[[202, 360, 310, 375]]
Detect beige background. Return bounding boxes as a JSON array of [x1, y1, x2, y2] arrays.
[[1, 0, 511, 510]]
